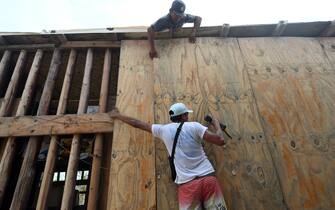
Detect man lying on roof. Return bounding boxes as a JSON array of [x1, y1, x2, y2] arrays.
[[147, 0, 202, 59]]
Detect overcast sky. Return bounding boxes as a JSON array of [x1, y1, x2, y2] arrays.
[[0, 0, 334, 32]]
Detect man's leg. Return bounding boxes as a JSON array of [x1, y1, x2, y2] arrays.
[[202, 176, 227, 210], [178, 179, 202, 210]]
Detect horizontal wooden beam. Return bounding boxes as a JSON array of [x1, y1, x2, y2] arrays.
[[0, 113, 114, 137], [321, 20, 335, 37], [0, 41, 121, 51], [272, 20, 288, 36], [0, 36, 7, 45]]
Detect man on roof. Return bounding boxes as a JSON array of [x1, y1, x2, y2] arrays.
[[147, 0, 202, 59]]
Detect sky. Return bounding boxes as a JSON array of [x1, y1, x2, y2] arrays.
[[0, 0, 334, 32]]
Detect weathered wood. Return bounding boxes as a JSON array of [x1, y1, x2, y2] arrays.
[[321, 20, 335, 37], [0, 113, 114, 137], [9, 49, 62, 210], [0, 36, 7, 45], [36, 49, 77, 210], [0, 50, 27, 117], [0, 50, 11, 85], [0, 49, 43, 206], [0, 44, 55, 50], [219, 24, 230, 37], [153, 38, 286, 210], [61, 48, 93, 210], [107, 40, 155, 210], [87, 48, 112, 209], [60, 41, 121, 48], [272, 20, 288, 36], [57, 34, 68, 43], [238, 37, 335, 209]]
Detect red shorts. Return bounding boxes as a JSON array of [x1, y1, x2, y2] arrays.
[[178, 175, 227, 210]]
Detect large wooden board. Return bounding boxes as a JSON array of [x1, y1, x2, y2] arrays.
[[238, 37, 335, 209], [153, 38, 285, 210], [107, 40, 156, 210]]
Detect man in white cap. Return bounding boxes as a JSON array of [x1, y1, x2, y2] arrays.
[[147, 0, 202, 59], [110, 103, 227, 210]]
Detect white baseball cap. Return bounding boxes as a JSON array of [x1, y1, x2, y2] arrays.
[[169, 103, 193, 117]]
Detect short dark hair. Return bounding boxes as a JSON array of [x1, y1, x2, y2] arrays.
[[170, 114, 183, 122]]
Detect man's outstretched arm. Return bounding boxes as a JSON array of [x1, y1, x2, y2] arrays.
[[202, 118, 225, 146], [110, 108, 152, 133], [189, 16, 202, 43], [147, 27, 158, 59]]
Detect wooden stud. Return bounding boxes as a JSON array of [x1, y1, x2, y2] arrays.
[[321, 20, 335, 37], [0, 50, 12, 86], [87, 48, 112, 210], [219, 24, 230, 37], [9, 49, 62, 210], [36, 49, 77, 210], [0, 49, 43, 206], [0, 50, 27, 117], [272, 20, 288, 36], [61, 48, 93, 210]]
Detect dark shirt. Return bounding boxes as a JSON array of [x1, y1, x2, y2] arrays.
[[151, 14, 197, 32]]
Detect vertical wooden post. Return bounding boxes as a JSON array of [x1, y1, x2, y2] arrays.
[[61, 48, 93, 210], [87, 48, 112, 210], [0, 50, 26, 117], [0, 49, 43, 206], [36, 49, 77, 210], [9, 49, 62, 210], [0, 50, 11, 86]]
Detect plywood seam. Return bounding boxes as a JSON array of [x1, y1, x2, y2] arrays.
[[236, 37, 290, 210]]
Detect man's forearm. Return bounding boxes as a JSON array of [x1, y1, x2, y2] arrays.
[[147, 27, 156, 51], [115, 114, 151, 132], [192, 16, 202, 34]]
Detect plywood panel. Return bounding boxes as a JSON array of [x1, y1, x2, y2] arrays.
[[107, 40, 156, 210], [239, 37, 335, 209], [153, 38, 285, 210]]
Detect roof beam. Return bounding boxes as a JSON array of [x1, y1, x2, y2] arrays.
[[219, 24, 230, 37], [321, 20, 335, 37], [0, 36, 7, 45], [0, 41, 121, 51], [57, 34, 68, 43], [272, 20, 288, 36]]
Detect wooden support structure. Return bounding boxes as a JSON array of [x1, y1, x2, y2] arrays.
[[61, 48, 93, 210], [0, 50, 27, 116], [321, 20, 335, 36], [0, 41, 121, 51], [9, 49, 62, 210], [0, 50, 11, 85], [219, 23, 230, 37], [36, 49, 77, 210], [87, 48, 112, 209], [0, 49, 43, 206], [57, 34, 68, 43], [0, 112, 114, 137], [272, 20, 288, 36]]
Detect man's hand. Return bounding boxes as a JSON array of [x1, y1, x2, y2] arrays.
[[189, 32, 196, 43], [109, 108, 120, 118], [149, 49, 158, 59]]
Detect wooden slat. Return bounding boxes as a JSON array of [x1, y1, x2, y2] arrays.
[[107, 40, 155, 210], [238, 37, 335, 209], [0, 113, 114, 137], [87, 48, 112, 209], [9, 49, 62, 210], [272, 20, 288, 36], [36, 49, 77, 210], [0, 50, 11, 85], [0, 44, 55, 50], [61, 48, 93, 210], [153, 37, 286, 210], [0, 49, 43, 206], [0, 36, 7, 45], [0, 50, 27, 116], [219, 24, 230, 37]]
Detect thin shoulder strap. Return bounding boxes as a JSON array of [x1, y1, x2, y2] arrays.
[[171, 122, 184, 159]]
